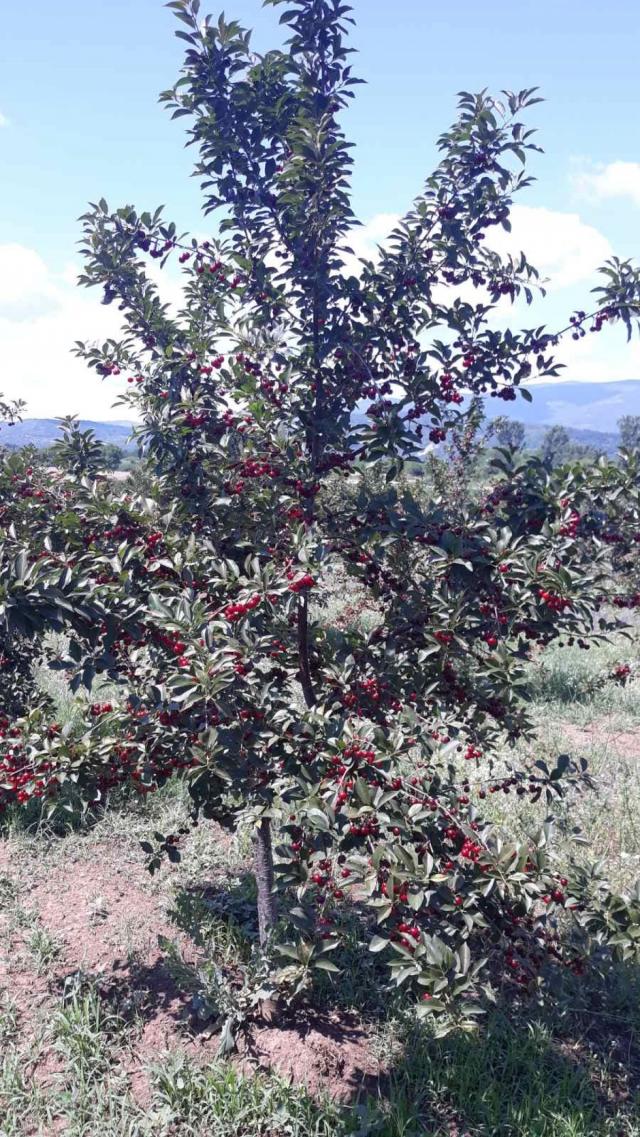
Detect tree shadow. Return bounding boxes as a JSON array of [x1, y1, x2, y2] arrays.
[[52, 875, 640, 1135], [338, 961, 640, 1136], [54, 955, 198, 1031], [170, 873, 260, 945]]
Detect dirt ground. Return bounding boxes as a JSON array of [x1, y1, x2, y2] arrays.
[[0, 827, 380, 1104]]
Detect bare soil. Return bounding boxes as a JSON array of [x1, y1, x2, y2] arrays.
[[0, 829, 379, 1103]]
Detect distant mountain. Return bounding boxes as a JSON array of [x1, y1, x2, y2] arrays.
[[482, 380, 640, 434], [351, 381, 638, 455], [2, 381, 639, 455], [0, 419, 136, 451], [517, 423, 620, 455]]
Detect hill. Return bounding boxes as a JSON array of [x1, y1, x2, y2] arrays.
[[0, 419, 135, 451], [482, 380, 640, 435], [517, 423, 620, 456], [2, 381, 639, 455]]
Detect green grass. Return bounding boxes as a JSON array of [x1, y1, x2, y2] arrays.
[[525, 623, 640, 726], [27, 923, 62, 973], [371, 1013, 639, 1137], [151, 1053, 349, 1137], [0, 988, 638, 1136], [465, 622, 640, 892]]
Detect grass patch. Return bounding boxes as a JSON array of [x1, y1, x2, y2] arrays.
[[151, 1052, 349, 1136], [370, 1009, 640, 1137], [526, 624, 640, 725]]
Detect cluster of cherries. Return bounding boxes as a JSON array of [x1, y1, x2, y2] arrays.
[[612, 592, 640, 609], [569, 307, 616, 339], [0, 717, 62, 809], [224, 594, 262, 622], [89, 702, 114, 717], [155, 629, 188, 657], [538, 589, 572, 613], [558, 507, 581, 539], [340, 676, 404, 718], [287, 572, 316, 594], [439, 372, 465, 405]]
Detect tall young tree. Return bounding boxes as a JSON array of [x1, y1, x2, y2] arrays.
[[619, 414, 640, 451], [3, 0, 640, 1024], [488, 416, 526, 451]]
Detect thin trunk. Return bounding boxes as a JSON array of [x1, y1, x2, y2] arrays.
[[253, 816, 278, 948], [297, 592, 316, 708]]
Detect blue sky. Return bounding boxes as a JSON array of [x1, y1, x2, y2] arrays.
[[1, 0, 640, 418]]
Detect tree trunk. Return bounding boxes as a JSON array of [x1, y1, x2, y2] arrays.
[[253, 816, 278, 948]]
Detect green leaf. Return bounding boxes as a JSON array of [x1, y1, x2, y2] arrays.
[[369, 935, 389, 953], [307, 808, 330, 831], [457, 943, 471, 975], [407, 889, 425, 912]]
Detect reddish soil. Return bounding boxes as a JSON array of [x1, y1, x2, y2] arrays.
[[242, 1009, 381, 1100], [0, 832, 379, 1104]]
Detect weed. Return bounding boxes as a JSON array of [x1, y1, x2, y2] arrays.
[[150, 1051, 350, 1136], [28, 925, 62, 973], [0, 1051, 50, 1137], [52, 984, 129, 1077], [0, 994, 19, 1047]]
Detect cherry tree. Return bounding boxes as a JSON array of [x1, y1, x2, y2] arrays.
[[2, 0, 640, 1026]]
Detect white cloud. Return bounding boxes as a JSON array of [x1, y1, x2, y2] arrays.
[[485, 207, 638, 383], [0, 244, 66, 321], [340, 213, 401, 275], [573, 161, 640, 209], [553, 324, 640, 385], [145, 255, 188, 312], [0, 244, 232, 420], [0, 207, 634, 423], [489, 205, 612, 290], [0, 111, 8, 128], [341, 206, 611, 293], [338, 208, 638, 385], [0, 244, 127, 420]]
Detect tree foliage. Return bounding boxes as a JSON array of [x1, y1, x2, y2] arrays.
[[619, 414, 640, 452], [488, 416, 526, 451]]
